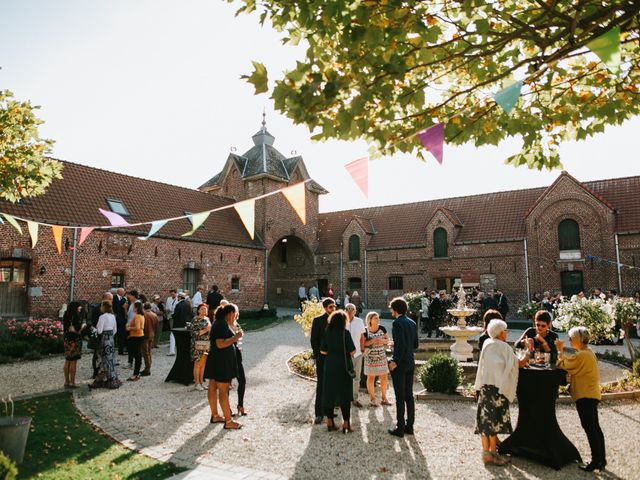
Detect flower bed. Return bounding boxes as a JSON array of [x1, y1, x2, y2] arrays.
[[553, 295, 616, 344], [0, 318, 64, 361], [287, 350, 316, 379]]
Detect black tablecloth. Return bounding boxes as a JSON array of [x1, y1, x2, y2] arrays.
[[498, 367, 581, 469], [165, 328, 194, 385]]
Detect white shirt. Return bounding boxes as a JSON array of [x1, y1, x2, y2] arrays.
[[474, 338, 519, 403], [166, 296, 177, 316], [96, 313, 116, 334], [348, 316, 366, 358], [421, 297, 430, 318], [192, 291, 203, 308], [298, 286, 306, 298]]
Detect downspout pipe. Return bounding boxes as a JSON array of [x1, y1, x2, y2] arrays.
[[523, 239, 531, 302], [364, 249, 368, 307], [339, 243, 344, 301], [614, 233, 623, 294], [69, 228, 78, 302]]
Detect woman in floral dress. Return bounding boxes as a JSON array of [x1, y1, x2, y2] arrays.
[[90, 301, 122, 389], [363, 312, 391, 406], [63, 301, 85, 388], [190, 303, 211, 391]]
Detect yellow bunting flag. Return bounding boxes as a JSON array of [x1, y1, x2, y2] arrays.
[[27, 221, 39, 248], [181, 212, 210, 237], [2, 214, 23, 235], [233, 199, 255, 240], [52, 225, 64, 254], [282, 183, 306, 224]]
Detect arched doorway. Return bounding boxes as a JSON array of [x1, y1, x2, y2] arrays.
[[267, 236, 315, 307]]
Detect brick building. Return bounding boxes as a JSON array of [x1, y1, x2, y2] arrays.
[[1, 122, 640, 318]]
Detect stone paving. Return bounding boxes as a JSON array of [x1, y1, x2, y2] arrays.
[[1, 319, 639, 479]]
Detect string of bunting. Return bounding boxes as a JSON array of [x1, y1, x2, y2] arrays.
[[343, 27, 622, 196], [0, 180, 310, 253], [585, 254, 640, 271]]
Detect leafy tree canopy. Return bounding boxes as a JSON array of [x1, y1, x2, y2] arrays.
[[234, 0, 640, 170], [0, 90, 61, 202]]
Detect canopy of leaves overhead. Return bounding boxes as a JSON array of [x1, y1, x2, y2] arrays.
[[0, 90, 61, 203], [234, 0, 640, 170]]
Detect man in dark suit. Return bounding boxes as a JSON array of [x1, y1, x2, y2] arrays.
[[481, 290, 498, 314], [495, 290, 509, 321], [112, 288, 128, 355], [172, 292, 191, 328], [388, 297, 418, 438], [206, 285, 224, 313], [310, 297, 336, 425], [426, 291, 441, 337]]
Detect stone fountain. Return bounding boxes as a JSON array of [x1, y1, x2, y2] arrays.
[[439, 284, 483, 361]]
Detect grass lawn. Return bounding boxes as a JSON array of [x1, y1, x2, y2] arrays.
[[13, 392, 186, 480]]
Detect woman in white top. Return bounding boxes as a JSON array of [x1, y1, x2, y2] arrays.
[[90, 301, 122, 389], [474, 319, 528, 466]]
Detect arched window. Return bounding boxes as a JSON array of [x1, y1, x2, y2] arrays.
[[558, 219, 581, 251], [434, 228, 448, 258], [348, 235, 360, 261]]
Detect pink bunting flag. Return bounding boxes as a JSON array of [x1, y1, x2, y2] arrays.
[[417, 123, 444, 164], [99, 208, 130, 227], [344, 157, 369, 197], [79, 227, 95, 246]]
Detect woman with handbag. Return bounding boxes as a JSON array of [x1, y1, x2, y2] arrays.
[[62, 301, 86, 388], [320, 310, 356, 433], [190, 303, 212, 391]]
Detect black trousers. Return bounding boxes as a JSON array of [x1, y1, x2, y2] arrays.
[[391, 365, 415, 430], [236, 355, 246, 408], [576, 398, 606, 464], [127, 337, 144, 376], [314, 357, 325, 417], [116, 318, 128, 354], [325, 403, 350, 423]]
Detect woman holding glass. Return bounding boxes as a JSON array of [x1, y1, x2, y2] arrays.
[[363, 312, 391, 406]]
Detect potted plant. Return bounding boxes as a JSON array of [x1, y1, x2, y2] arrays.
[[0, 396, 31, 465]]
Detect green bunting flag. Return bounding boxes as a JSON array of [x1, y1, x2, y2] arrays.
[[586, 27, 621, 74], [493, 80, 523, 114]]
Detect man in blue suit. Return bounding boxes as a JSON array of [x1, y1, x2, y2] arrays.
[[388, 297, 418, 437]]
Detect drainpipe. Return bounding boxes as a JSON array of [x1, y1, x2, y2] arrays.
[[523, 239, 531, 302], [339, 243, 344, 300], [364, 249, 368, 307], [263, 249, 269, 307], [614, 233, 623, 294], [69, 228, 78, 302]]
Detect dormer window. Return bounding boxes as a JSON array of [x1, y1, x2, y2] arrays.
[[106, 199, 129, 216]]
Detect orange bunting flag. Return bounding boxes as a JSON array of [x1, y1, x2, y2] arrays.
[[27, 221, 39, 248], [52, 225, 64, 254], [79, 227, 95, 246], [344, 156, 369, 197], [233, 199, 255, 240], [282, 182, 306, 224]]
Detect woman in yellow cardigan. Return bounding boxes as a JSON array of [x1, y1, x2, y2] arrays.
[[555, 327, 605, 472]]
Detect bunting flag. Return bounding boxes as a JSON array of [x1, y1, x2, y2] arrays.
[[2, 214, 22, 234], [234, 199, 255, 240], [282, 183, 307, 224], [493, 80, 523, 113], [181, 212, 210, 237], [79, 227, 95, 247], [139, 220, 168, 240], [52, 225, 63, 254], [27, 221, 39, 248], [98, 208, 130, 227], [587, 27, 621, 74], [417, 123, 445, 164], [344, 156, 369, 197]]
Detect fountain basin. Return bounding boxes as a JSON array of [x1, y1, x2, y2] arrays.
[[440, 325, 483, 361]]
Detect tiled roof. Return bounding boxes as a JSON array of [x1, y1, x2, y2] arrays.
[[0, 160, 262, 248], [317, 174, 640, 253]]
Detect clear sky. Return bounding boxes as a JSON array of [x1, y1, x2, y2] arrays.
[[2, 0, 640, 215]]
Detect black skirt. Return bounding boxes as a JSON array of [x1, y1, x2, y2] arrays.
[[203, 343, 238, 383]]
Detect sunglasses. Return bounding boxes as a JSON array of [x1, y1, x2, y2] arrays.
[[535, 323, 548, 328]]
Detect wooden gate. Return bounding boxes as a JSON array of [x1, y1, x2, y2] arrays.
[[0, 260, 29, 317]]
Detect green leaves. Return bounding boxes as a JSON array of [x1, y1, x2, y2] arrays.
[[241, 61, 269, 94], [0, 90, 62, 203], [233, 0, 640, 170]]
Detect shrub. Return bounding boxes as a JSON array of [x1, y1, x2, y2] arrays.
[[0, 451, 18, 480], [293, 300, 324, 336], [23, 351, 43, 361], [0, 355, 12, 365], [553, 295, 617, 344], [517, 301, 540, 320], [0, 318, 64, 358], [419, 353, 463, 394]]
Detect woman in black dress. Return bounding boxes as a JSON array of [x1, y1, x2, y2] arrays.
[[321, 310, 356, 433], [204, 304, 243, 429], [63, 301, 86, 388]]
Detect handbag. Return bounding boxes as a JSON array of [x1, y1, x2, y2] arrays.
[[343, 331, 356, 379], [194, 339, 210, 352], [87, 327, 100, 350]]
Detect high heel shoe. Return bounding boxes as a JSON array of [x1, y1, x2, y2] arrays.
[[342, 421, 353, 434], [326, 418, 338, 432], [237, 406, 249, 416]]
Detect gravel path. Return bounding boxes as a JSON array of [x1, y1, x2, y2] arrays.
[[2, 320, 639, 479]]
